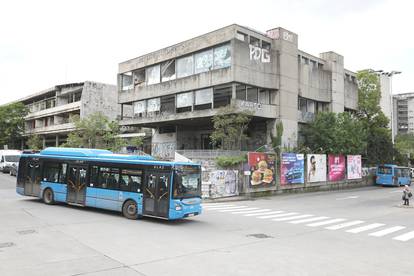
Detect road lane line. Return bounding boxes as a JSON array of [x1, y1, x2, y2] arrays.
[[232, 208, 269, 214], [325, 220, 365, 230], [393, 231, 414, 241], [272, 214, 313, 222], [257, 212, 298, 219], [202, 203, 234, 206], [289, 216, 330, 224], [244, 211, 283, 217], [204, 206, 247, 210], [346, 223, 385, 233], [369, 226, 406, 237], [336, 196, 359, 200], [219, 207, 258, 213], [307, 218, 346, 227], [203, 204, 235, 209]]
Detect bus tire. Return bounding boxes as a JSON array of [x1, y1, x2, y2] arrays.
[[122, 200, 138, 220], [43, 188, 55, 205]]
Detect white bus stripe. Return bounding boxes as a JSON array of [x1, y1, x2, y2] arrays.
[[272, 214, 313, 222], [393, 231, 414, 242], [325, 220, 364, 230], [369, 226, 406, 237], [346, 223, 385, 233], [307, 218, 346, 227], [244, 211, 283, 217], [289, 216, 330, 224], [219, 207, 257, 213], [231, 208, 268, 214], [258, 212, 298, 219]]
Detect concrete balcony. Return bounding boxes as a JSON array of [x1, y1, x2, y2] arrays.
[[25, 101, 81, 120], [24, 123, 75, 136], [297, 110, 315, 123], [120, 99, 278, 127]]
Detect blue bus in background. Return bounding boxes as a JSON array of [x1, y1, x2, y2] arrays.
[[16, 148, 202, 220], [375, 164, 411, 187]]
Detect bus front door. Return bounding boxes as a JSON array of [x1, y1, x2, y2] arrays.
[[67, 165, 87, 205], [143, 172, 170, 218], [25, 158, 41, 196]]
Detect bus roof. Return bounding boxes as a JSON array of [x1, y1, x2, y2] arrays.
[[21, 147, 198, 167]]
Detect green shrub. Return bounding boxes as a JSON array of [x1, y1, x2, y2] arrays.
[[216, 155, 247, 168]]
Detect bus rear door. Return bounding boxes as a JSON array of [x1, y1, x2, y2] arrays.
[[67, 165, 88, 205], [25, 158, 41, 196], [143, 171, 170, 218]]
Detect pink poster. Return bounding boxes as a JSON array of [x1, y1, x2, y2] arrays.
[[328, 155, 345, 181]]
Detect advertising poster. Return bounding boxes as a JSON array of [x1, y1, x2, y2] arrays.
[[307, 154, 327, 182], [328, 155, 346, 181], [281, 153, 305, 185], [347, 155, 362, 179], [248, 152, 276, 187]]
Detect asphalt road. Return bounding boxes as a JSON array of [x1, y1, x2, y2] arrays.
[[1, 173, 413, 276]]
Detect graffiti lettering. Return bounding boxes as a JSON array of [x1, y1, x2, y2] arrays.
[[249, 45, 270, 63]]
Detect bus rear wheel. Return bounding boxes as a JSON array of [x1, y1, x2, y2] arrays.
[[123, 200, 139, 220], [43, 188, 55, 205]]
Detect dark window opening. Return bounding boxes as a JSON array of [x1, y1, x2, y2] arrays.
[[160, 95, 175, 115], [159, 125, 176, 134], [213, 86, 232, 108], [133, 69, 146, 86], [176, 106, 192, 113], [236, 84, 246, 100], [249, 36, 260, 47]]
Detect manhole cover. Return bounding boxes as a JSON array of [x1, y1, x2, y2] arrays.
[[0, 242, 15, 248], [17, 229, 36, 235], [246, 233, 273, 239]]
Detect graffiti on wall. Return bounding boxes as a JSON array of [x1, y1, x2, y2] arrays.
[[249, 45, 270, 63], [203, 170, 239, 198], [151, 142, 176, 159]]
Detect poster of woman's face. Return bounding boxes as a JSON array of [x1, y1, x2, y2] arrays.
[[307, 154, 327, 182]]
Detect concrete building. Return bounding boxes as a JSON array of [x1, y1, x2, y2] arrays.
[[20, 81, 118, 147], [393, 92, 414, 135], [117, 25, 358, 159]]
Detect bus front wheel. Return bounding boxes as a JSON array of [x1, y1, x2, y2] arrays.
[[43, 188, 55, 205], [123, 200, 139, 220]]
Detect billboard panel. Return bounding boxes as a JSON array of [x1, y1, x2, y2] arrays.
[[248, 152, 276, 187], [328, 155, 346, 181], [307, 154, 327, 182], [281, 153, 305, 185], [347, 155, 362, 179]]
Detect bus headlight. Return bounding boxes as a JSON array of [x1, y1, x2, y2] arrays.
[[175, 203, 182, 211]]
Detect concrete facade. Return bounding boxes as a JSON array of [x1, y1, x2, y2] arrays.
[[20, 81, 118, 147], [393, 92, 414, 135], [118, 24, 358, 158]]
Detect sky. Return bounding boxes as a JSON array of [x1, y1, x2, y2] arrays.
[[0, 0, 412, 105]]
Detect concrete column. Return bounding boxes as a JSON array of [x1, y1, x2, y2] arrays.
[[42, 136, 46, 149], [231, 83, 237, 99], [55, 135, 59, 147]]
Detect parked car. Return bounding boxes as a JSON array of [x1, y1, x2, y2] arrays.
[[8, 163, 18, 176], [0, 150, 21, 173]]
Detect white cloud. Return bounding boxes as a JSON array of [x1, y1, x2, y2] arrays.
[[0, 0, 412, 104]]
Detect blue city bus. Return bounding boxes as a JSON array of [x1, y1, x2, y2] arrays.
[[375, 164, 411, 187], [16, 148, 202, 220]]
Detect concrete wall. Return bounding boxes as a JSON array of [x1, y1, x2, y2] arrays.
[[344, 77, 358, 110], [299, 62, 331, 103], [80, 81, 119, 120]]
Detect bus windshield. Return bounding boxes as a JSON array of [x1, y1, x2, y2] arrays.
[[5, 155, 20, 162], [173, 165, 201, 199], [378, 166, 392, 174]]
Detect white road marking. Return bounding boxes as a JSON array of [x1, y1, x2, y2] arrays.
[[346, 223, 385, 233], [204, 206, 247, 211], [244, 210, 283, 217], [219, 207, 257, 213], [369, 226, 406, 237], [325, 220, 365, 230], [202, 204, 235, 209], [257, 212, 298, 219], [307, 218, 346, 227], [336, 196, 360, 200], [289, 216, 330, 224], [202, 203, 234, 206], [393, 231, 414, 242], [272, 214, 313, 222], [231, 208, 268, 214]]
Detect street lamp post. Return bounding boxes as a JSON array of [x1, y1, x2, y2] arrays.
[[384, 71, 401, 145]]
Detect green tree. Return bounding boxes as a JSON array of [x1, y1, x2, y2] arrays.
[[0, 102, 28, 149], [63, 112, 126, 152], [130, 136, 144, 148], [27, 134, 43, 150], [395, 133, 414, 163], [356, 70, 393, 164], [210, 105, 252, 150], [301, 112, 366, 155]]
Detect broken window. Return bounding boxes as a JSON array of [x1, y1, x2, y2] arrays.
[[213, 44, 231, 69], [160, 95, 175, 114], [194, 49, 213, 74], [177, 55, 194, 78], [133, 101, 146, 116], [236, 84, 246, 100], [249, 36, 260, 47], [246, 86, 258, 103], [133, 69, 145, 86], [262, 41, 271, 50], [122, 72, 133, 91], [146, 65, 160, 85], [161, 60, 176, 82]]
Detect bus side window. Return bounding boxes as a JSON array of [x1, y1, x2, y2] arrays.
[[59, 163, 67, 183], [99, 167, 119, 190], [89, 166, 99, 187], [43, 162, 60, 183], [120, 169, 142, 193]]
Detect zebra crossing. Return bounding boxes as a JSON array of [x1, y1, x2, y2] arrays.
[[202, 203, 414, 242]]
